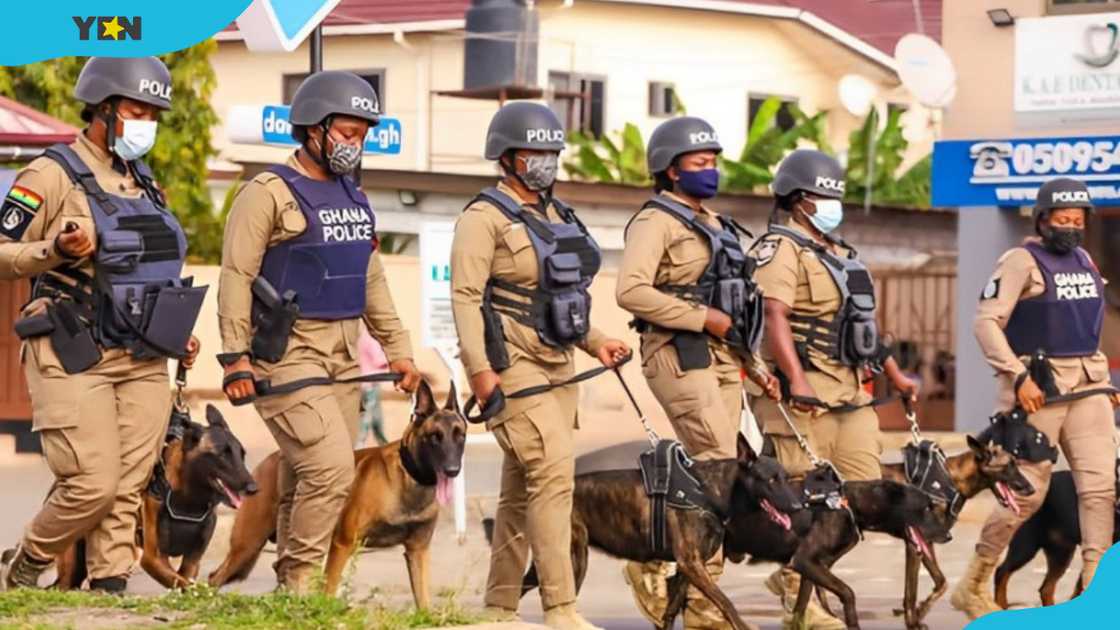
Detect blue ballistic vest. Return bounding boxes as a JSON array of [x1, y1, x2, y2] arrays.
[[259, 166, 375, 320], [474, 187, 601, 348], [41, 144, 202, 360], [1005, 241, 1103, 358]]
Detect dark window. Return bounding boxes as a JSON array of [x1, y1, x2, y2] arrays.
[[281, 70, 385, 110], [548, 71, 606, 138], [747, 95, 797, 133], [649, 81, 677, 117]]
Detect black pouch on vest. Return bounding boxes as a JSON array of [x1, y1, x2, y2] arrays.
[[671, 331, 711, 371], [250, 277, 299, 363], [48, 303, 101, 374], [481, 288, 511, 372], [14, 313, 56, 340], [140, 284, 208, 359]]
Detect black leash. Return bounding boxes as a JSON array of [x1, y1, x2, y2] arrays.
[[788, 393, 898, 414], [463, 354, 632, 424], [225, 371, 403, 407]]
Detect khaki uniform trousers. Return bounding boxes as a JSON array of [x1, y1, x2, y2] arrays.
[[642, 343, 742, 613], [485, 358, 580, 612], [976, 379, 1116, 583], [254, 352, 362, 588], [21, 340, 170, 580]]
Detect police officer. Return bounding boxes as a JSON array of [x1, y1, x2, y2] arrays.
[[951, 178, 1119, 619], [0, 57, 202, 592], [750, 149, 916, 629], [616, 116, 780, 630], [451, 102, 628, 630], [217, 71, 420, 593]]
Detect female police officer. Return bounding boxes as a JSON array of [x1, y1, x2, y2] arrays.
[[951, 178, 1119, 618], [451, 102, 628, 630], [616, 116, 780, 630], [0, 57, 202, 591], [218, 71, 420, 593], [750, 149, 916, 629]]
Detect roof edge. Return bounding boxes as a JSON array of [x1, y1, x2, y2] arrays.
[[215, 18, 465, 41]]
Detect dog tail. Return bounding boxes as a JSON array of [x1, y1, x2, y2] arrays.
[[208, 452, 282, 588]]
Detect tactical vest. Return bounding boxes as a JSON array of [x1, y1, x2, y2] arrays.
[[629, 195, 764, 356], [765, 225, 881, 370], [474, 187, 601, 349], [1004, 242, 1103, 358], [258, 165, 375, 320], [35, 144, 203, 362]]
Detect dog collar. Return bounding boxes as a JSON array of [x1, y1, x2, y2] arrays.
[[399, 441, 436, 486]]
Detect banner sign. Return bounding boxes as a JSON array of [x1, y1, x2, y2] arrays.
[[1015, 12, 1120, 117], [227, 104, 402, 155]]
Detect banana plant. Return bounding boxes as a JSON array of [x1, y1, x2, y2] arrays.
[[844, 105, 926, 207], [562, 122, 651, 186], [719, 97, 831, 193]]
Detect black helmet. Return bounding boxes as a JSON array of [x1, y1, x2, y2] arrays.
[[647, 117, 722, 174], [1033, 178, 1093, 229], [75, 57, 172, 114], [290, 71, 381, 141], [484, 102, 565, 160], [771, 149, 846, 199]]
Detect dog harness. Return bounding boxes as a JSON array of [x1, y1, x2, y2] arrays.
[[638, 440, 723, 554], [903, 440, 964, 521], [978, 408, 1059, 464], [145, 403, 215, 558]]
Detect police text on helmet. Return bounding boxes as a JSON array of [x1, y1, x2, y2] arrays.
[[138, 79, 171, 100], [1052, 190, 1090, 204], [815, 176, 846, 194], [689, 131, 718, 144], [526, 128, 565, 144], [350, 96, 378, 114]]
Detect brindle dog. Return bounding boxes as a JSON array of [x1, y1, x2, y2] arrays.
[[208, 379, 466, 608], [881, 435, 1035, 629]]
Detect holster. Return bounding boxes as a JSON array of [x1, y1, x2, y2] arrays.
[[47, 302, 101, 374], [250, 277, 299, 363], [671, 331, 711, 371], [481, 286, 511, 373]]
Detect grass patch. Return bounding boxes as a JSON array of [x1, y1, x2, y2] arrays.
[[0, 584, 483, 630]]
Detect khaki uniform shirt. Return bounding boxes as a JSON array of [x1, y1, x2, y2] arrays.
[[751, 219, 868, 406], [974, 241, 1111, 402], [450, 182, 609, 389], [217, 152, 412, 416]]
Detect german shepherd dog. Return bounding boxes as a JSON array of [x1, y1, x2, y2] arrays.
[[208, 379, 466, 608], [54, 405, 257, 590], [881, 435, 1035, 629], [994, 459, 1120, 608]]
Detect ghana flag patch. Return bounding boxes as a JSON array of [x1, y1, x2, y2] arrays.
[[0, 185, 43, 240], [7, 186, 42, 211]]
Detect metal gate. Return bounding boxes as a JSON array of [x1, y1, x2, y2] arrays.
[[875, 272, 957, 354]]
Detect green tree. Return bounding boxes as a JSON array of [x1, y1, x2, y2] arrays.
[[844, 105, 930, 208], [720, 97, 831, 193], [562, 123, 651, 186], [0, 43, 223, 262]]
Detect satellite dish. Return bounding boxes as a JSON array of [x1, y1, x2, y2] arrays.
[[838, 74, 878, 117], [894, 33, 957, 108]]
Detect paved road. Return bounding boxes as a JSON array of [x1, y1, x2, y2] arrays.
[[0, 399, 1081, 630]]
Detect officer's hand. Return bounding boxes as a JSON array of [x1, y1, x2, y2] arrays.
[[470, 369, 501, 406], [597, 339, 631, 368], [1017, 375, 1046, 414], [222, 356, 256, 403], [755, 373, 781, 401], [891, 373, 920, 403], [1110, 392, 1120, 410], [703, 308, 733, 339], [181, 336, 200, 369], [789, 378, 820, 414], [55, 224, 94, 259], [390, 359, 421, 393]]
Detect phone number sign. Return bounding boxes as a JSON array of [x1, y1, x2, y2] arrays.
[[932, 135, 1120, 207]]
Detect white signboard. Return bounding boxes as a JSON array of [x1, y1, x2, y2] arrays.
[[1015, 12, 1120, 118], [420, 221, 457, 354]]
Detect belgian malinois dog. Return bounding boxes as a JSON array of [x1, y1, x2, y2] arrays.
[[881, 435, 1035, 629], [208, 379, 466, 608], [54, 405, 257, 590]]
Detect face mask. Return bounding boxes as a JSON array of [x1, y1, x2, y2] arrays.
[[676, 168, 720, 199], [802, 198, 844, 234], [112, 119, 157, 161], [320, 133, 363, 175], [1042, 226, 1084, 254], [517, 153, 559, 191]]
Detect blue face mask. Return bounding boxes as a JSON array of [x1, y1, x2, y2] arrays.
[[676, 168, 720, 199], [806, 198, 843, 234]]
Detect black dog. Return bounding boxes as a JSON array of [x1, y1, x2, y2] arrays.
[[994, 462, 1120, 608]]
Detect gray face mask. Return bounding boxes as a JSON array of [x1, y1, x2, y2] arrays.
[[517, 153, 559, 191], [315, 133, 363, 175]]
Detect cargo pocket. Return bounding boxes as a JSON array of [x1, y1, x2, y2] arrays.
[[806, 267, 838, 306], [40, 428, 82, 478], [666, 234, 708, 276], [271, 396, 332, 448], [500, 224, 536, 279]]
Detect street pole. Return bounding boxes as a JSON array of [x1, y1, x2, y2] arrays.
[[310, 24, 323, 74]]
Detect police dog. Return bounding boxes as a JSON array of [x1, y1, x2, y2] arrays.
[[54, 405, 257, 590], [208, 379, 466, 608], [881, 435, 1035, 629]]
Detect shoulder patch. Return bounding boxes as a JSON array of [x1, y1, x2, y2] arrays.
[[753, 238, 780, 267], [981, 277, 1000, 301], [0, 186, 43, 240]]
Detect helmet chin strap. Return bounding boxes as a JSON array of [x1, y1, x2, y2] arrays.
[[98, 99, 121, 159]]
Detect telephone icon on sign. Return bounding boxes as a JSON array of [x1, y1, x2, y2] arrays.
[[970, 142, 1013, 178]]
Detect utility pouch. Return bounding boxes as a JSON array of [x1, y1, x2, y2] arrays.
[[671, 331, 711, 371], [250, 276, 299, 363], [134, 284, 208, 360], [48, 303, 101, 374], [481, 287, 511, 373], [14, 312, 55, 340]]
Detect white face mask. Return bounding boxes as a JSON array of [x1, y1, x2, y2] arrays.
[[806, 198, 844, 234], [113, 119, 158, 161]]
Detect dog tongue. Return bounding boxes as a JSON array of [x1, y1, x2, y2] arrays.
[[436, 472, 452, 507], [761, 499, 792, 532], [217, 479, 243, 510], [907, 526, 931, 558], [996, 482, 1020, 517]]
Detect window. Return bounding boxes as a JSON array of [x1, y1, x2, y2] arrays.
[[548, 71, 606, 138], [282, 70, 385, 110], [648, 81, 678, 117], [747, 94, 797, 133], [1048, 0, 1120, 14]]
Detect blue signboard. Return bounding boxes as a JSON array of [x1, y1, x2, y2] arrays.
[[261, 105, 402, 155], [932, 135, 1120, 207]]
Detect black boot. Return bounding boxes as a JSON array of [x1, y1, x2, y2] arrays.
[[89, 575, 128, 594]]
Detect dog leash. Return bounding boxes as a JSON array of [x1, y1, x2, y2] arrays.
[[224, 371, 404, 407], [613, 366, 660, 447]]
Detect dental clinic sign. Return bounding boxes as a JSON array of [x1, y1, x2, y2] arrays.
[[1016, 12, 1120, 117]]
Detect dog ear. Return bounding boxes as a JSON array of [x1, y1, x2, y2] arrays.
[[444, 380, 461, 414], [736, 432, 756, 465], [412, 379, 437, 420], [205, 404, 228, 428], [966, 435, 986, 459]]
